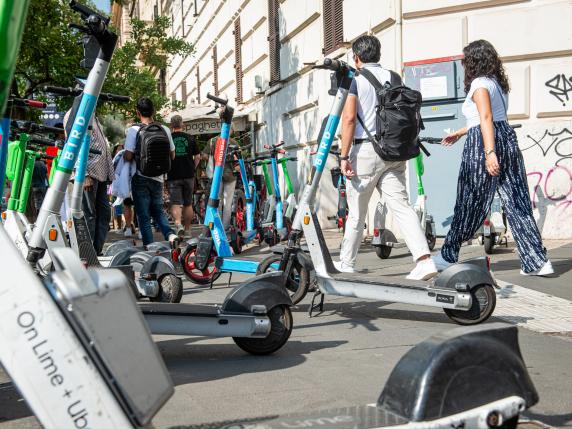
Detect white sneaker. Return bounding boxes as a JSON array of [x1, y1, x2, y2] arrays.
[[175, 224, 185, 238], [406, 258, 438, 281], [168, 233, 180, 246], [433, 252, 453, 271], [333, 260, 356, 273], [520, 260, 554, 276], [123, 226, 133, 237]]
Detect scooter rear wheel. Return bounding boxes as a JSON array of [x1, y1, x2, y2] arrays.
[[375, 245, 392, 259], [149, 274, 183, 303], [257, 254, 310, 304], [233, 305, 293, 355], [484, 235, 495, 254], [181, 244, 221, 285], [443, 283, 496, 325]]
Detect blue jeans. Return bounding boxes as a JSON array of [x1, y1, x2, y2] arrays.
[[131, 174, 173, 245]]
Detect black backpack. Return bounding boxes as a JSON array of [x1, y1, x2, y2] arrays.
[[135, 123, 171, 177], [357, 68, 425, 161]]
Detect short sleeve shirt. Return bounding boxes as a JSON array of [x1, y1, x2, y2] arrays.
[[462, 77, 508, 129], [124, 124, 175, 183], [168, 131, 200, 181], [348, 63, 392, 139]]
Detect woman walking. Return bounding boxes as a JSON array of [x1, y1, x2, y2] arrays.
[[434, 39, 553, 276]]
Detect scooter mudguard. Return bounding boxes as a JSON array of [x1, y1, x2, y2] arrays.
[[108, 246, 141, 267], [195, 236, 214, 271], [377, 323, 538, 421], [433, 257, 496, 291], [372, 228, 397, 247], [139, 254, 178, 279], [221, 271, 293, 314], [103, 239, 138, 257], [147, 241, 171, 254]]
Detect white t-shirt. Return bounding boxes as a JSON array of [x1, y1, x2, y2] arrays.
[[124, 124, 175, 182], [348, 63, 392, 139], [462, 77, 508, 129]]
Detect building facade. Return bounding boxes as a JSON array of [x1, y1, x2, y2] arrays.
[[114, 0, 572, 239]]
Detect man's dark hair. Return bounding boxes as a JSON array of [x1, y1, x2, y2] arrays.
[[136, 97, 155, 117], [352, 35, 381, 63]]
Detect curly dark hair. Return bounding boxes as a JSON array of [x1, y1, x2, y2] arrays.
[[462, 40, 510, 94]]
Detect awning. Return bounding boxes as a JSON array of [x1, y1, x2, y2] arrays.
[[168, 104, 256, 136]]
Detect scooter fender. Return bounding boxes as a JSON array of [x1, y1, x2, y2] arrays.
[[377, 323, 538, 421], [140, 254, 178, 278], [433, 257, 496, 291], [221, 272, 293, 314], [108, 247, 141, 267]]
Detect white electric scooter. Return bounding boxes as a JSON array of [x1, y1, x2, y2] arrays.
[[258, 59, 497, 325]]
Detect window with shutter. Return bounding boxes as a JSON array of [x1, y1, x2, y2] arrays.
[[323, 0, 344, 55], [268, 0, 280, 85], [212, 45, 219, 95], [234, 19, 243, 104]]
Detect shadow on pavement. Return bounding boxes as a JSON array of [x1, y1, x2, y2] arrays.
[[293, 299, 454, 328], [0, 382, 33, 422], [524, 410, 572, 427], [156, 338, 347, 386]]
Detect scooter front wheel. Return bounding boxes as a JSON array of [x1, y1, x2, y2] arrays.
[[149, 274, 183, 303], [443, 283, 496, 325], [233, 305, 293, 355], [257, 254, 310, 304], [181, 244, 221, 285], [375, 245, 392, 259]]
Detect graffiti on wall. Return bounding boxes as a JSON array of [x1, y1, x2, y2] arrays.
[[545, 74, 572, 106], [520, 126, 572, 237]]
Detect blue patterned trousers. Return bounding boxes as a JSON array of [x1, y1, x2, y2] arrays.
[[441, 121, 547, 273]]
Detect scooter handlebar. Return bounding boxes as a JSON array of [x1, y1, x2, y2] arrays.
[[419, 137, 442, 144], [206, 93, 228, 106], [11, 121, 64, 135], [28, 138, 56, 148], [43, 86, 130, 103], [69, 0, 110, 24]]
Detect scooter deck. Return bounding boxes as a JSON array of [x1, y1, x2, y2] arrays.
[[331, 271, 429, 291], [215, 256, 260, 274], [176, 404, 407, 428], [140, 302, 222, 317]]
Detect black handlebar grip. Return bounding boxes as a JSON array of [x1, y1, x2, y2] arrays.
[[419, 137, 442, 144], [206, 93, 228, 106], [28, 139, 55, 148], [89, 148, 102, 155], [511, 124, 522, 129], [38, 124, 65, 134], [99, 93, 131, 103], [323, 58, 341, 71], [69, 0, 109, 24], [43, 86, 79, 97]]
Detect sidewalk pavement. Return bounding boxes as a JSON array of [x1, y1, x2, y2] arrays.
[[1, 229, 571, 428]]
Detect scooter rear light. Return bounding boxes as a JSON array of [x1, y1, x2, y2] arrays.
[[171, 249, 179, 262], [1, 212, 5, 220], [486, 256, 491, 271], [340, 191, 346, 198], [483, 219, 490, 226], [374, 228, 380, 237]]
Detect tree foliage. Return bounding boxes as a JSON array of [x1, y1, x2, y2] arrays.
[[14, 0, 193, 122]]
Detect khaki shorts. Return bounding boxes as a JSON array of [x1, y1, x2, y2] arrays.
[[167, 178, 195, 206]]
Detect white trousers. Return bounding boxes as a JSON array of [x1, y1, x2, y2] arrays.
[[219, 179, 236, 229], [339, 142, 429, 266]]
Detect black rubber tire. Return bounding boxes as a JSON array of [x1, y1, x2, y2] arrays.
[[426, 232, 437, 251], [180, 244, 221, 285], [375, 245, 392, 259], [230, 233, 243, 255], [150, 274, 183, 303], [443, 284, 497, 325], [499, 416, 519, 429], [233, 305, 293, 355], [257, 254, 310, 304], [484, 234, 495, 254]]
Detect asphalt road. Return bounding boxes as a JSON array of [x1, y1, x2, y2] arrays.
[[1, 231, 571, 428]]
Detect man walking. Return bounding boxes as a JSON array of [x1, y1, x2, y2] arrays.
[[335, 35, 437, 280], [124, 97, 178, 246], [167, 114, 200, 237]]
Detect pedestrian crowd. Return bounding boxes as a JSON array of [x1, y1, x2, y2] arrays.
[[29, 36, 553, 277]]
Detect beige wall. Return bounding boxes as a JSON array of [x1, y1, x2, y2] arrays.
[[161, 0, 572, 238]]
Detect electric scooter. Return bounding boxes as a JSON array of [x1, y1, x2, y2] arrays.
[[478, 193, 508, 254], [372, 136, 439, 259], [0, 224, 541, 428], [253, 142, 297, 246], [326, 147, 348, 232], [257, 58, 497, 325]]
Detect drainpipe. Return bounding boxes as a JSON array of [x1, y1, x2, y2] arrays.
[[395, 0, 403, 74]]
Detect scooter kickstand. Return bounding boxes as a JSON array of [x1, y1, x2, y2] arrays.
[[227, 272, 233, 287], [309, 290, 324, 317]]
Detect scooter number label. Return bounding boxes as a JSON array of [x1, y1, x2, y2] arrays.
[[436, 294, 454, 304], [483, 225, 491, 235]]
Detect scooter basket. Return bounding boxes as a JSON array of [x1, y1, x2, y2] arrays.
[[330, 167, 341, 189]]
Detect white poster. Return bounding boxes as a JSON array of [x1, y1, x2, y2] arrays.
[[420, 76, 448, 99]]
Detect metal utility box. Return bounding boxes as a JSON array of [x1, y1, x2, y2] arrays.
[[404, 57, 467, 236]]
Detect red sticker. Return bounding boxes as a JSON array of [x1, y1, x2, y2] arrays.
[[213, 138, 227, 167]]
